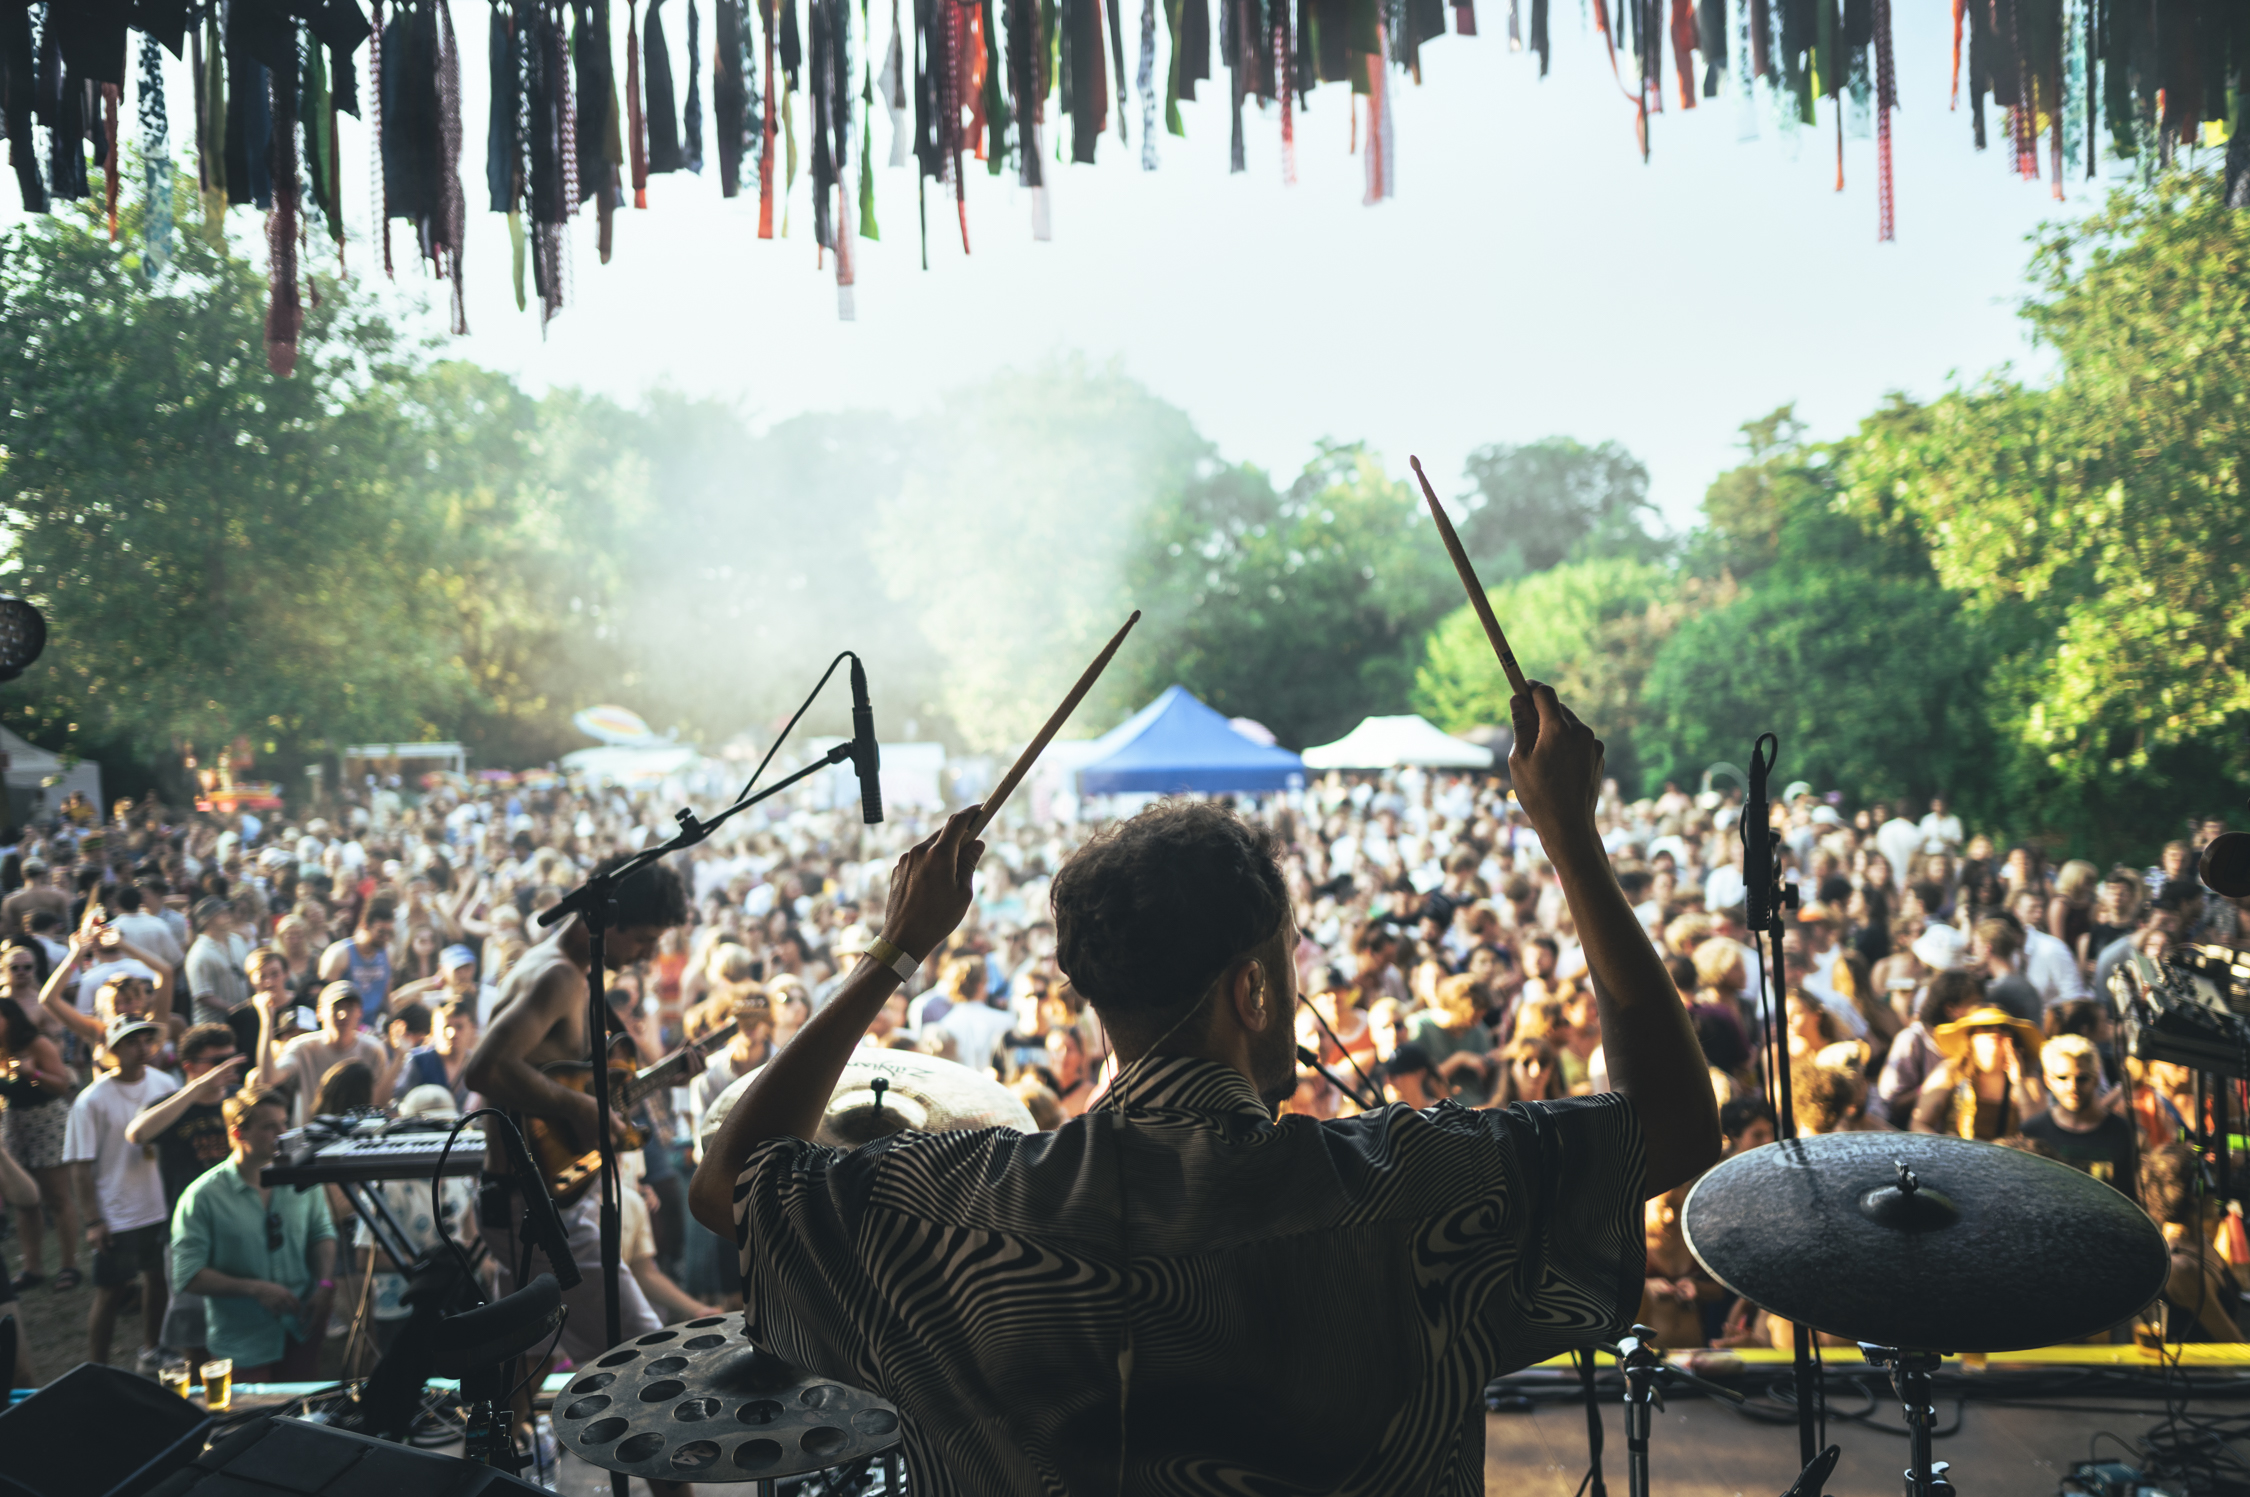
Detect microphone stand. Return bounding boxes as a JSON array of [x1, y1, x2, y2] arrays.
[[1743, 734, 1820, 1486], [540, 657, 871, 1497]]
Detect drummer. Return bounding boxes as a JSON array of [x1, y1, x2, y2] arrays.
[[691, 682, 1721, 1495]]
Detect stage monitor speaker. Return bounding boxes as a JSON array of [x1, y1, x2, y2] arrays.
[[144, 1414, 552, 1497], [0, 1361, 214, 1497]]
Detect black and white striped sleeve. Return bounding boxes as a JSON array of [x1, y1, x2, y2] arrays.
[[1480, 1091, 1648, 1363], [732, 1135, 892, 1387]]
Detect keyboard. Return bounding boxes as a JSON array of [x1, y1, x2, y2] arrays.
[[263, 1124, 486, 1187]]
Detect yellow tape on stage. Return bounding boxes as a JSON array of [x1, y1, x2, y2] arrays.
[[1527, 1345, 2250, 1369]]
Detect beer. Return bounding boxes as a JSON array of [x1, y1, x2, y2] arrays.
[[201, 1358, 233, 1411], [159, 1362, 192, 1400]]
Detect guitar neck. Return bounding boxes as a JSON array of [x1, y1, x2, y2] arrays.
[[617, 1021, 739, 1110]]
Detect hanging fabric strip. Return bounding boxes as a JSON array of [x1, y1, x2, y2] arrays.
[[491, 3, 520, 208], [946, 0, 967, 248], [1224, 0, 1243, 170], [2, 2, 46, 212], [759, 0, 778, 233], [102, 82, 120, 237], [1667, 0, 1694, 106], [809, 0, 833, 248], [266, 63, 302, 374], [715, 0, 744, 187], [962, 0, 988, 159], [1105, 0, 1127, 143], [881, 5, 907, 162], [1275, 15, 1293, 182], [627, 0, 648, 201], [685, 0, 705, 168], [1947, 0, 1960, 107], [859, 42, 880, 231], [597, 0, 621, 255], [647, 0, 683, 172], [436, 0, 468, 329], [981, 0, 1007, 174], [369, 0, 389, 270], [1873, 0, 1892, 238], [138, 34, 171, 265], [1137, 0, 1156, 163]]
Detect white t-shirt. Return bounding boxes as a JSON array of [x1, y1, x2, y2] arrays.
[[63, 1069, 181, 1232], [276, 1031, 391, 1125]]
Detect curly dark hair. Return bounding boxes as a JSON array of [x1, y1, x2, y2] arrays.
[[1050, 801, 1289, 1047], [592, 853, 691, 931]]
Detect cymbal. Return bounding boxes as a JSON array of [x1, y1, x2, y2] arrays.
[[551, 1311, 901, 1481], [696, 1046, 1037, 1153], [1681, 1132, 2167, 1352]]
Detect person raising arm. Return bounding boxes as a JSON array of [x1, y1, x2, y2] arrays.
[[1508, 682, 1722, 1196], [690, 809, 983, 1227]]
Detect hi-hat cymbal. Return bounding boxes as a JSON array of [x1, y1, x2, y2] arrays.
[[696, 1046, 1037, 1153], [552, 1312, 901, 1482], [1681, 1132, 2167, 1353]]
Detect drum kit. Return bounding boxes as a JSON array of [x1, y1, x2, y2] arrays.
[[557, 1059, 2170, 1495]]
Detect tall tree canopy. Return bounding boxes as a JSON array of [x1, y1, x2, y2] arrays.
[[1848, 171, 2250, 824], [1456, 438, 1668, 576]]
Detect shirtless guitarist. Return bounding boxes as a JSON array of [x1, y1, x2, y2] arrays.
[[464, 854, 695, 1497]]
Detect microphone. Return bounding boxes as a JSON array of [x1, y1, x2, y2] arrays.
[[1743, 733, 1778, 929], [848, 656, 884, 825], [2203, 833, 2250, 899]]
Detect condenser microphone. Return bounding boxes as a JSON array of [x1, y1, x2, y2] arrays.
[[848, 657, 883, 825]]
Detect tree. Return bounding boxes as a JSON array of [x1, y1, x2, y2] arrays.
[[1847, 170, 2250, 840], [871, 359, 1209, 752], [1638, 570, 1998, 806], [0, 200, 468, 780], [1456, 437, 1667, 577], [1412, 557, 1721, 790], [1121, 444, 1458, 749]]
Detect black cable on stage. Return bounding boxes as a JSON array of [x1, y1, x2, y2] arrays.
[[1575, 1348, 1607, 1497]]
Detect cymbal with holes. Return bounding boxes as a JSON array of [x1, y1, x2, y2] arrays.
[[551, 1311, 901, 1482], [1681, 1131, 2167, 1352]]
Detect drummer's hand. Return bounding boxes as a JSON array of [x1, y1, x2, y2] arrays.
[[1507, 682, 1603, 847], [881, 808, 985, 962]]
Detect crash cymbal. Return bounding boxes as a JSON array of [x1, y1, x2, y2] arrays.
[[552, 1312, 901, 1482], [1681, 1132, 2166, 1353], [696, 1046, 1037, 1153]]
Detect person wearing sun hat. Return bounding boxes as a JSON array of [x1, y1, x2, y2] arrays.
[[1909, 1004, 2048, 1140]]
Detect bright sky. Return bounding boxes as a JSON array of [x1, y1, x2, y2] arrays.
[[12, 0, 2094, 526]]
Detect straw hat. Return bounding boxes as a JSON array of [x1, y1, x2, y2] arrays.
[[1931, 1005, 2045, 1063]]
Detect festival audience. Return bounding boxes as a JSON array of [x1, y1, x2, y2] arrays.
[[0, 766, 2237, 1385]]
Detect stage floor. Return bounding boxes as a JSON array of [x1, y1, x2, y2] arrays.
[[1481, 1395, 2157, 1497]]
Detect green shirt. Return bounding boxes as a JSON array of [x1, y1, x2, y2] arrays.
[[1410, 1015, 1495, 1107], [170, 1158, 336, 1368]]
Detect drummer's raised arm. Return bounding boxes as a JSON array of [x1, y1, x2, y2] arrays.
[[1508, 683, 1722, 1198], [690, 809, 987, 1236]]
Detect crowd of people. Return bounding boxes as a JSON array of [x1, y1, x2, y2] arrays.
[[0, 766, 2244, 1394]]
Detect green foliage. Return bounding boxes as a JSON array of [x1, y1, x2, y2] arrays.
[[1846, 170, 2250, 840], [0, 201, 465, 772], [1457, 437, 1667, 577], [1412, 556, 1714, 789], [1639, 569, 1997, 805], [1122, 444, 1458, 749]]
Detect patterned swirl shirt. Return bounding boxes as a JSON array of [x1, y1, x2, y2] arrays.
[[733, 1053, 1646, 1496]]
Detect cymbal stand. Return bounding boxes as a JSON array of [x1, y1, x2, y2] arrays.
[[1862, 1345, 1953, 1497], [1607, 1325, 1749, 1497]]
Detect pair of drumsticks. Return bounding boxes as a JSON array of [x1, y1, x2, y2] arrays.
[[967, 455, 1523, 831]]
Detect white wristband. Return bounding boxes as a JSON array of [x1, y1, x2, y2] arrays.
[[864, 936, 920, 982]]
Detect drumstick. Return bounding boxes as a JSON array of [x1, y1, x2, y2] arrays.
[[1411, 455, 1530, 697], [971, 610, 1141, 837]]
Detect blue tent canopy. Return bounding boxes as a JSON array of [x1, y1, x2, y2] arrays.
[[1076, 687, 1307, 796]]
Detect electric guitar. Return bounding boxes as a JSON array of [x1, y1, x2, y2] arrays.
[[527, 1021, 739, 1204]]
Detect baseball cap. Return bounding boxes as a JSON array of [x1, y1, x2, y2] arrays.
[[396, 1084, 460, 1120], [1911, 924, 1969, 972], [97, 959, 160, 986], [439, 944, 477, 971], [1782, 781, 1813, 803], [104, 1016, 161, 1048]]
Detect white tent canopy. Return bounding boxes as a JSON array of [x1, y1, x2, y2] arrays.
[[1300, 715, 1495, 771]]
